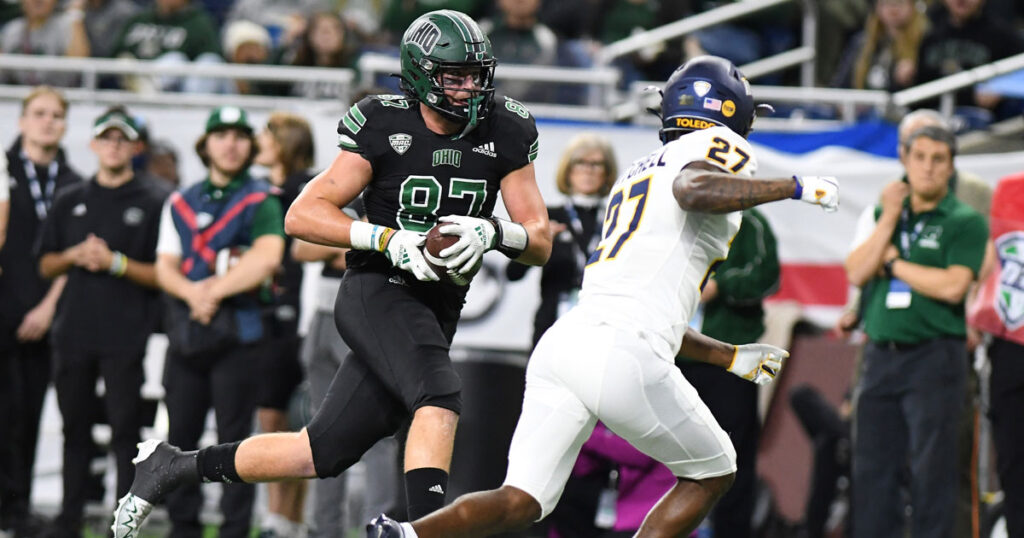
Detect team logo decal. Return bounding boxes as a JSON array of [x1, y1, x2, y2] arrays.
[[123, 207, 144, 226], [996, 231, 1024, 330], [918, 226, 943, 249], [432, 149, 462, 167], [722, 100, 736, 118], [406, 21, 441, 54], [389, 133, 412, 155], [693, 81, 712, 97]]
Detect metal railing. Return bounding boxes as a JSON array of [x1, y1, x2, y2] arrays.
[[892, 51, 1024, 114], [597, 0, 817, 86]]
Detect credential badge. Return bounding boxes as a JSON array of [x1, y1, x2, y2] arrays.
[[389, 133, 412, 155]]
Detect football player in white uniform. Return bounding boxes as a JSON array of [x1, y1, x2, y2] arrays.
[[369, 55, 840, 538]]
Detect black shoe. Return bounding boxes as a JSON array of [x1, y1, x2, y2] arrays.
[[111, 439, 192, 538], [366, 514, 406, 538]]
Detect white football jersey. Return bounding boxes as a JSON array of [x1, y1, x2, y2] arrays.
[[576, 126, 758, 359]]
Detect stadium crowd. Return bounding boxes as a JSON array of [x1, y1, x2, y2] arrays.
[[0, 2, 1023, 538], [0, 0, 1022, 116]]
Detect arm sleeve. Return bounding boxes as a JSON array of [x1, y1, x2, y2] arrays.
[[945, 212, 988, 276], [250, 195, 285, 240], [714, 210, 780, 304], [156, 199, 182, 257]]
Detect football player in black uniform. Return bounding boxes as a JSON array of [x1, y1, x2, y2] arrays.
[[112, 10, 551, 538]]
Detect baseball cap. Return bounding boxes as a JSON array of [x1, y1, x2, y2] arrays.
[[93, 109, 140, 141], [205, 106, 253, 134]]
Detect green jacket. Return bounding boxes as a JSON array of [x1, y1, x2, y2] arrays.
[[686, 208, 780, 355]]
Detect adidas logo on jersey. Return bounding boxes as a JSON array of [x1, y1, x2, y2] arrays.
[[428, 484, 445, 494], [472, 142, 496, 158]]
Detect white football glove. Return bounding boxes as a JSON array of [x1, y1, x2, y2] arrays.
[[793, 176, 840, 213], [383, 230, 439, 282], [437, 215, 496, 275], [727, 343, 789, 385]]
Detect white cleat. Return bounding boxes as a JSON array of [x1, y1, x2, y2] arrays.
[[112, 439, 190, 538]]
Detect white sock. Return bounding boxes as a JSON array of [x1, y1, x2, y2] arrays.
[[401, 522, 419, 537], [262, 512, 299, 537]]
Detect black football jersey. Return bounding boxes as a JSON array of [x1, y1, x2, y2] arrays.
[[336, 93, 539, 233]]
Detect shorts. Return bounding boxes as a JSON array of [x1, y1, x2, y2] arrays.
[[305, 269, 463, 478], [503, 309, 737, 519], [255, 334, 304, 411]]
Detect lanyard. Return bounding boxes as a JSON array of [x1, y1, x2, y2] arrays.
[[563, 201, 601, 278], [21, 152, 58, 221], [898, 207, 930, 259]]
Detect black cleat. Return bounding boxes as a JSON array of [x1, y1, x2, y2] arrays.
[[111, 440, 192, 538], [366, 514, 406, 537]]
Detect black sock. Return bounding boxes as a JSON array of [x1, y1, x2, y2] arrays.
[[196, 441, 243, 484], [405, 467, 448, 520]]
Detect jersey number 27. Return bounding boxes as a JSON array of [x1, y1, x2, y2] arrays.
[[586, 177, 651, 266]]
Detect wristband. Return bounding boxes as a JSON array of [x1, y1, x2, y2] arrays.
[[882, 258, 895, 279], [791, 176, 803, 200], [109, 251, 127, 277], [349, 221, 394, 252], [486, 217, 528, 259]]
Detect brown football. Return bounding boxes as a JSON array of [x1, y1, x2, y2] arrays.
[[422, 224, 464, 285]]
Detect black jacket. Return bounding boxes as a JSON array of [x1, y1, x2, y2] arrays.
[[0, 137, 82, 337]]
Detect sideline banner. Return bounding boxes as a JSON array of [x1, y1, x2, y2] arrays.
[[968, 173, 1024, 346]]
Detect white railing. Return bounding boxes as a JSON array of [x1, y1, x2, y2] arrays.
[[597, 0, 816, 86], [892, 51, 1024, 114]]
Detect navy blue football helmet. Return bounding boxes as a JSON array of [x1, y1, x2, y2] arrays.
[[658, 55, 756, 143]]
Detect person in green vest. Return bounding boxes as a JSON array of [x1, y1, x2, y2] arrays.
[[676, 207, 780, 538], [844, 124, 987, 538]]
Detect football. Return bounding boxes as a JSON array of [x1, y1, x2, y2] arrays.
[[422, 224, 478, 286]]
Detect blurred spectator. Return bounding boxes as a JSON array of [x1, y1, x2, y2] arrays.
[[111, 0, 224, 93], [547, 422, 677, 538], [479, 0, 558, 101], [226, 0, 328, 46], [833, 0, 927, 91], [222, 19, 290, 96], [0, 0, 91, 87], [538, 0, 597, 40], [36, 107, 168, 538], [684, 0, 798, 76], [276, 11, 361, 99], [381, 0, 486, 42], [845, 124, 986, 538], [0, 86, 82, 538], [678, 208, 779, 538], [506, 133, 615, 349], [593, 0, 658, 88], [251, 111, 315, 538], [144, 139, 180, 188], [790, 385, 852, 538], [916, 0, 1024, 115], [83, 0, 139, 58], [155, 106, 284, 538], [815, 0, 870, 86], [0, 0, 21, 27]]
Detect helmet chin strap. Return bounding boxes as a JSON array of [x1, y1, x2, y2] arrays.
[[453, 94, 484, 140]]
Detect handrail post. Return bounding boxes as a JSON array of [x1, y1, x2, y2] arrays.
[[800, 0, 817, 87]]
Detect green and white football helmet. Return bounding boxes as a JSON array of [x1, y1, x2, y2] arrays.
[[399, 10, 496, 133]]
